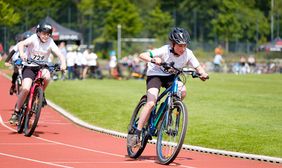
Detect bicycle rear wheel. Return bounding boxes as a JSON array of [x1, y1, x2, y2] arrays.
[[17, 103, 27, 134], [127, 96, 149, 158], [156, 100, 188, 165], [24, 87, 43, 137]]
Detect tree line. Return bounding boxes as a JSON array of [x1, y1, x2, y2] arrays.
[[0, 0, 281, 53]]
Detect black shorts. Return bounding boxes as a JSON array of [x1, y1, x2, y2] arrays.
[[22, 66, 41, 80], [146, 75, 175, 90]]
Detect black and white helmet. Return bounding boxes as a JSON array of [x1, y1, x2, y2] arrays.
[[23, 31, 33, 40], [169, 27, 190, 45], [36, 22, 53, 35]]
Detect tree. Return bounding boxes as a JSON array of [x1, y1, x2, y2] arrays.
[[210, 0, 244, 51], [0, 0, 20, 26], [144, 5, 173, 42], [103, 0, 142, 40]]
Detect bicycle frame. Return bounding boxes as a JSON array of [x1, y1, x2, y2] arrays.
[[147, 75, 180, 137], [26, 69, 44, 113]]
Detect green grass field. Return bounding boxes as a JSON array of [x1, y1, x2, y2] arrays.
[[45, 74, 282, 158]]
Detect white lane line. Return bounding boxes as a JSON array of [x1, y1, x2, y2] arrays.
[[0, 115, 197, 168], [35, 136, 125, 158], [53, 161, 152, 164], [0, 152, 73, 168], [0, 115, 124, 158], [0, 143, 54, 145], [0, 117, 16, 132]]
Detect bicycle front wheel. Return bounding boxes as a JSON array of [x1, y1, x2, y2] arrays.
[[156, 100, 188, 165], [15, 78, 21, 95], [24, 87, 43, 137], [127, 96, 149, 158]]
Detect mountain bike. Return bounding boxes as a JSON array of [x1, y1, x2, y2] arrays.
[[17, 59, 61, 137], [127, 62, 205, 165]]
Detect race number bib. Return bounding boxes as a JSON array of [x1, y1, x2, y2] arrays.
[[32, 55, 45, 61]]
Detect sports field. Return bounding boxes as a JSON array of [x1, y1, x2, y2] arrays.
[[45, 74, 282, 158]]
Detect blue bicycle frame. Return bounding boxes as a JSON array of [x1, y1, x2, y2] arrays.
[[147, 75, 180, 137]]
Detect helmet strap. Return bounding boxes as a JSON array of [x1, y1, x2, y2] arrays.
[[170, 43, 179, 56], [37, 33, 45, 43]]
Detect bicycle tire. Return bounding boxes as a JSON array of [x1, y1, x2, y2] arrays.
[[15, 78, 21, 95], [17, 104, 26, 134], [127, 96, 149, 158], [156, 100, 188, 165], [24, 87, 43, 137]]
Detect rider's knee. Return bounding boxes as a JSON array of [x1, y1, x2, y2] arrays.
[[181, 91, 186, 100]]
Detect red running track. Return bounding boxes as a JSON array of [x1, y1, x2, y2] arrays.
[[0, 73, 281, 168]]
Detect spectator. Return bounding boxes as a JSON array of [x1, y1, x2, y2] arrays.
[[87, 49, 98, 78], [213, 45, 224, 72], [247, 55, 256, 73], [58, 42, 67, 80], [66, 46, 76, 80], [74, 46, 85, 80], [239, 56, 249, 74], [108, 50, 121, 79]]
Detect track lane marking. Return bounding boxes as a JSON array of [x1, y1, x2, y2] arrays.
[[0, 143, 55, 145], [0, 115, 197, 168], [0, 152, 73, 168], [0, 115, 125, 159]]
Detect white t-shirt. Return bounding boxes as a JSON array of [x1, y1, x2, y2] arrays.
[[74, 51, 86, 66], [87, 53, 98, 66], [23, 34, 59, 66], [109, 55, 117, 68], [66, 51, 76, 67], [147, 45, 200, 76], [11, 44, 20, 61], [213, 54, 223, 65], [11, 43, 28, 62]]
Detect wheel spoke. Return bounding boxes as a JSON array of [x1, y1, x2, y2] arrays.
[[156, 100, 188, 164]]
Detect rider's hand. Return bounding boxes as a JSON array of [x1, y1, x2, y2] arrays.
[[4, 62, 12, 67], [60, 63, 66, 72], [14, 59, 22, 66], [150, 57, 162, 65], [20, 53, 27, 62], [199, 72, 209, 81]]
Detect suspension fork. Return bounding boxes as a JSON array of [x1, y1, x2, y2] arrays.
[[164, 94, 175, 128]]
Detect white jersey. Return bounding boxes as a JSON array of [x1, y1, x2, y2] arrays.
[[11, 43, 28, 62], [147, 45, 200, 76], [11, 44, 20, 62], [23, 34, 59, 67]]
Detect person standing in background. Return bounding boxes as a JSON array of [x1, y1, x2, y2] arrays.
[[213, 45, 224, 72], [58, 42, 67, 80]]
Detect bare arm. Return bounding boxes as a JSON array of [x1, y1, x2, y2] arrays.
[[52, 47, 66, 70], [138, 51, 162, 65], [18, 41, 28, 60], [195, 65, 209, 81]]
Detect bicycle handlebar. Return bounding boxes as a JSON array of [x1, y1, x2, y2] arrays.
[[158, 62, 210, 80], [27, 59, 61, 72], [158, 62, 201, 78]]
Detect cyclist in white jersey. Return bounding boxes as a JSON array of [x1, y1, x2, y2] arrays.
[[9, 22, 66, 124], [5, 31, 33, 95], [127, 27, 209, 147]]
